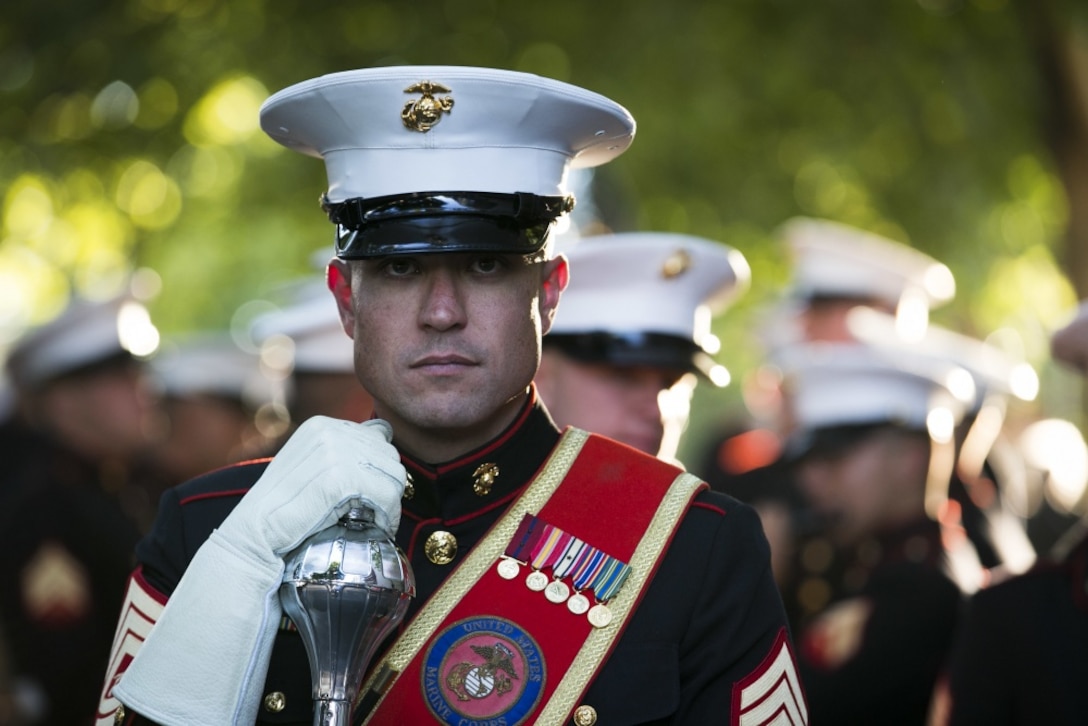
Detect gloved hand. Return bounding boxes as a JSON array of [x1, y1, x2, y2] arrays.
[[113, 416, 405, 725], [219, 415, 405, 560]]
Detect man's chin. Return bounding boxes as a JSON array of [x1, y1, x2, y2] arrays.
[[386, 389, 525, 436]]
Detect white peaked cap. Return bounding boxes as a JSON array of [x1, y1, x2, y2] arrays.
[[782, 217, 956, 309], [553, 232, 749, 340], [6, 294, 159, 389], [846, 307, 1039, 405], [548, 232, 750, 384], [250, 281, 355, 374], [152, 334, 280, 408], [260, 66, 636, 201], [777, 341, 972, 433]]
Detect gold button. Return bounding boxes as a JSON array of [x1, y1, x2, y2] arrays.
[[263, 691, 286, 713], [425, 530, 458, 565], [114, 706, 126, 725], [573, 704, 597, 725]]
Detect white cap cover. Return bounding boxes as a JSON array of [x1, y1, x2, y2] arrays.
[[6, 295, 159, 389], [777, 341, 971, 433], [152, 334, 281, 408], [552, 231, 748, 343], [260, 66, 636, 201], [846, 307, 1039, 406], [783, 217, 955, 309]]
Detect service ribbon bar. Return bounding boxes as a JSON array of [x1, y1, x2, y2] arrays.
[[495, 513, 632, 619], [530, 525, 572, 571], [504, 513, 540, 561], [552, 538, 587, 580], [589, 558, 631, 602]]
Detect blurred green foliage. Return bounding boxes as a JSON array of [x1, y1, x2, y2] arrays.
[[1, 0, 1085, 460]]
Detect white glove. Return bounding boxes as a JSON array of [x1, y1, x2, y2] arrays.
[[218, 416, 405, 557], [114, 416, 405, 725]]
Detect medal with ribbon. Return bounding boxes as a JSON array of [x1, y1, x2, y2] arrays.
[[497, 512, 540, 580], [497, 514, 632, 627], [527, 523, 571, 591]]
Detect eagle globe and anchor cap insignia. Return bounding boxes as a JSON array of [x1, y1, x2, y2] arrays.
[[402, 80, 454, 132], [661, 248, 692, 279], [422, 616, 545, 725]]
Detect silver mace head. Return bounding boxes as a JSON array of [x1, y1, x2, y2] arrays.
[[279, 506, 415, 726]]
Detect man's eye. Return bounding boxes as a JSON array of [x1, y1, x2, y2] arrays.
[[384, 259, 419, 276], [471, 257, 504, 274]]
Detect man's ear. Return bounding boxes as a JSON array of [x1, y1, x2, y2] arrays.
[[539, 255, 569, 335], [326, 259, 356, 339]]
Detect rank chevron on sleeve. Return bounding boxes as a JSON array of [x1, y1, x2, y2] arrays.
[[733, 628, 808, 726], [95, 569, 167, 726]]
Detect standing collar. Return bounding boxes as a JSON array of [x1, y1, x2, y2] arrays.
[[398, 389, 561, 520]]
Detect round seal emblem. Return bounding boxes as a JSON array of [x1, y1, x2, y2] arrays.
[[422, 616, 545, 725]]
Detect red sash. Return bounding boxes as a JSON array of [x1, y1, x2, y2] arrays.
[[360, 429, 705, 725]]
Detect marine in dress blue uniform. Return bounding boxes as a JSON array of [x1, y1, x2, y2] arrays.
[[535, 232, 748, 463], [772, 341, 980, 725], [120, 393, 797, 724], [700, 217, 961, 591], [939, 531, 1088, 725], [934, 301, 1088, 725], [249, 277, 374, 432], [1, 293, 159, 724], [99, 65, 807, 726]]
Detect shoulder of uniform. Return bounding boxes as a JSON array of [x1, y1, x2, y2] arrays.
[[688, 486, 739, 518], [173, 458, 272, 506]]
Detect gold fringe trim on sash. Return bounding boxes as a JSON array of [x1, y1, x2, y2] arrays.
[[358, 428, 590, 722], [537, 470, 703, 723]]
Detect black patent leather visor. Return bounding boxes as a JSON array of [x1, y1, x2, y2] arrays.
[[782, 422, 909, 463], [544, 331, 720, 382], [323, 191, 574, 259]]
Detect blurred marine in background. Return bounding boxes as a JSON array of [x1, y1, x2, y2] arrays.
[[142, 332, 285, 514], [535, 231, 749, 464], [777, 340, 980, 725], [249, 277, 374, 439], [0, 292, 159, 725], [931, 301, 1088, 725], [699, 217, 960, 585]]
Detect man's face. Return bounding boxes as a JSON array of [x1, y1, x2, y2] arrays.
[[154, 396, 254, 483], [799, 299, 868, 343], [329, 252, 565, 457], [795, 428, 927, 544], [798, 294, 901, 344], [39, 362, 158, 459], [534, 349, 687, 457]]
